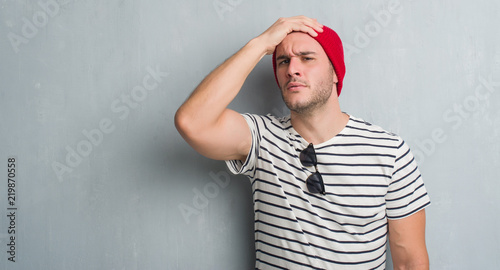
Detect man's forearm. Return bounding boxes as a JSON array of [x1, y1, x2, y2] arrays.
[[175, 37, 267, 134]]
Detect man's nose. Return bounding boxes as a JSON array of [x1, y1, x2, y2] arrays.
[[287, 58, 302, 77]]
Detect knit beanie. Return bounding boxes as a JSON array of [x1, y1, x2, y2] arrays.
[[272, 26, 346, 96]]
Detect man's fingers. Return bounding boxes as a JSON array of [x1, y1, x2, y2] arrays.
[[258, 16, 324, 54], [303, 17, 324, 32], [287, 16, 324, 37]]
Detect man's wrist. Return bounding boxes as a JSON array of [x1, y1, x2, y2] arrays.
[[247, 36, 275, 58]]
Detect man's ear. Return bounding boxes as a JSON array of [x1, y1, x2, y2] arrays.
[[330, 63, 338, 83], [333, 72, 338, 84]]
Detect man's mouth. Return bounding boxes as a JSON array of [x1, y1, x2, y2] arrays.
[[286, 81, 307, 91]]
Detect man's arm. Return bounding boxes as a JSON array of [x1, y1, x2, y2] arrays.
[[388, 209, 429, 270], [174, 16, 323, 161]]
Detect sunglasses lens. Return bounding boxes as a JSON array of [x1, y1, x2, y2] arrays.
[[306, 172, 325, 194], [301, 144, 326, 195], [300, 144, 317, 167]]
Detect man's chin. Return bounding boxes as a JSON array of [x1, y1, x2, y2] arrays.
[[284, 100, 309, 114]]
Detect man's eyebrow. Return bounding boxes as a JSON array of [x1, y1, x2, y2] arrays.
[[276, 51, 317, 61], [298, 51, 317, 56]]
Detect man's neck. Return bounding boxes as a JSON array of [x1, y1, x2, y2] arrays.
[[290, 102, 349, 145]]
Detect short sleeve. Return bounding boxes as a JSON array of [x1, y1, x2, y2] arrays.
[[386, 139, 431, 219], [225, 114, 260, 178]]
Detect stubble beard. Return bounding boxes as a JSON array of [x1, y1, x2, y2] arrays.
[[281, 69, 335, 116]]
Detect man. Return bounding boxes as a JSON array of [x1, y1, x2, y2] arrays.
[[175, 16, 430, 269]]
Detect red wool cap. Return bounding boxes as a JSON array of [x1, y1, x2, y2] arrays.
[[272, 26, 346, 96]]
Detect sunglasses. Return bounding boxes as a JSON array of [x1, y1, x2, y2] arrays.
[[299, 143, 326, 195]]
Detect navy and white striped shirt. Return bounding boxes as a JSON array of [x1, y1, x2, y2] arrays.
[[226, 113, 430, 270]]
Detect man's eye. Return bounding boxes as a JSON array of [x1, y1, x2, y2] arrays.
[[279, 59, 289, 65]]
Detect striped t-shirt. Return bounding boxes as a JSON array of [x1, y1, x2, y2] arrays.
[[226, 113, 430, 270]]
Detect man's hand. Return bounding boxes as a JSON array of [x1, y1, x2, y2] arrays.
[[256, 16, 324, 55]]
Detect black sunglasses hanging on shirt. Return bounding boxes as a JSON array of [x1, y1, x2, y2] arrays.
[[299, 143, 326, 195]]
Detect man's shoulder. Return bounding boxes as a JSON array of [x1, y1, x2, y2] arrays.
[[347, 114, 402, 142], [242, 113, 292, 128]]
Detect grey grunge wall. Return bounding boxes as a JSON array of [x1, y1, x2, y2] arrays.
[[1, 0, 499, 269]]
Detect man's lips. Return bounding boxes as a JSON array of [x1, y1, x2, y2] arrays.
[[286, 82, 307, 91]]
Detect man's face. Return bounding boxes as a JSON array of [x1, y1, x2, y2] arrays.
[[275, 32, 338, 115]]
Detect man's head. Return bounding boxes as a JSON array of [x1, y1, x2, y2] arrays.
[[273, 32, 336, 115], [272, 26, 345, 96]]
